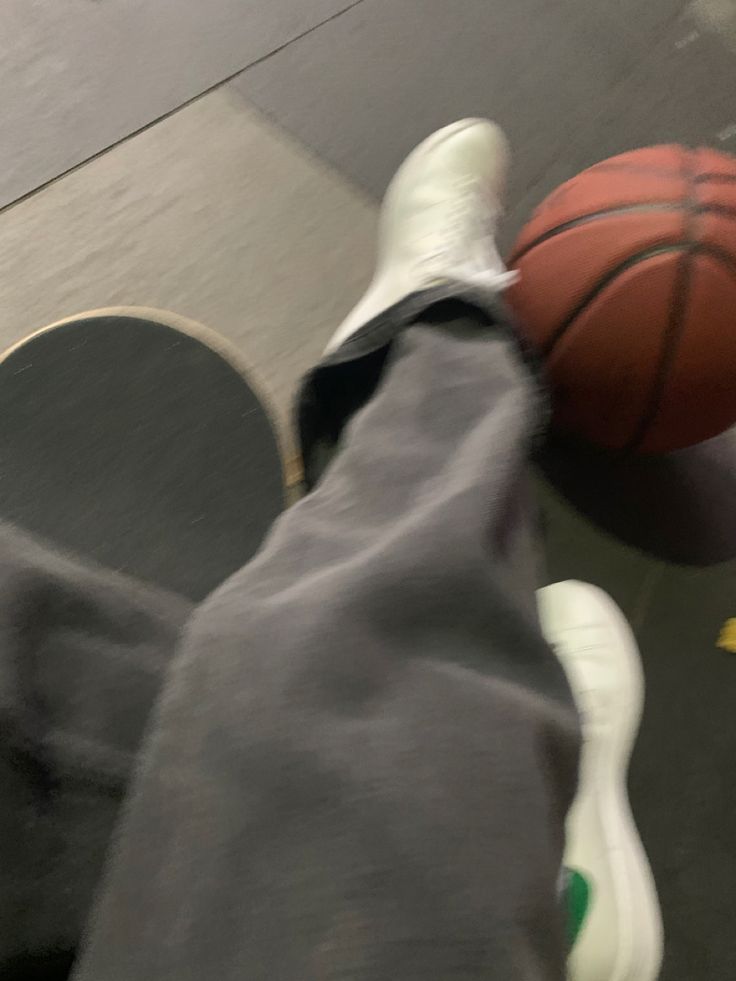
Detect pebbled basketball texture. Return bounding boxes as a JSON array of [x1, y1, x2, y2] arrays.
[[507, 145, 736, 453]]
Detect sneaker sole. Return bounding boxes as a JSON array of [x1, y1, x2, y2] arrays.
[[538, 581, 663, 981]]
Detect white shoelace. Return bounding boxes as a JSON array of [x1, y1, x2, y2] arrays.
[[413, 177, 518, 290]]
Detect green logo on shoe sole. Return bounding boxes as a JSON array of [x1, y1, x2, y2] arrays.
[[564, 868, 591, 947]]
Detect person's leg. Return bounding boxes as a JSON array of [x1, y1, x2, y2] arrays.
[[0, 522, 191, 980], [74, 123, 580, 980]]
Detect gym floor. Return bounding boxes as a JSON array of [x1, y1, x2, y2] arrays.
[[3, 1, 736, 977]]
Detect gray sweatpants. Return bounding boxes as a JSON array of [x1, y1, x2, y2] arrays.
[[2, 306, 580, 980]]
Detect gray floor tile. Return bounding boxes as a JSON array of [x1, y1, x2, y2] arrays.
[[236, 1, 736, 250], [603, 0, 688, 41], [0, 0, 357, 208], [690, 0, 736, 54], [0, 89, 377, 442], [542, 463, 736, 981], [572, 12, 736, 156], [235, 0, 638, 217], [536, 474, 657, 622], [503, 11, 736, 245], [630, 561, 736, 981], [537, 432, 736, 567]]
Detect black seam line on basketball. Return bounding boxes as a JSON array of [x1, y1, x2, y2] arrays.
[[550, 161, 736, 187], [590, 163, 736, 184], [626, 150, 698, 453], [510, 202, 684, 265], [589, 162, 686, 180], [543, 244, 687, 358], [699, 203, 736, 221], [688, 241, 736, 277], [695, 173, 736, 184], [510, 202, 736, 267]]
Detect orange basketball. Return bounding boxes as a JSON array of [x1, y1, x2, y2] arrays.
[[507, 145, 736, 453]]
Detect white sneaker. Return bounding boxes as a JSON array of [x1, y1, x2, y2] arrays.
[[324, 118, 518, 355], [537, 581, 664, 981]]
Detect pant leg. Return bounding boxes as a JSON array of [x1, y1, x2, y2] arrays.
[[0, 523, 191, 980], [74, 306, 580, 981]]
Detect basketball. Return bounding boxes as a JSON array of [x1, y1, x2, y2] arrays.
[[507, 145, 736, 453]]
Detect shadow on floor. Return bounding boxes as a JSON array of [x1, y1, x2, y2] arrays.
[[536, 426, 736, 566]]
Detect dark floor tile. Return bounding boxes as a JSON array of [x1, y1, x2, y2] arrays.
[[236, 0, 638, 208], [536, 474, 656, 621], [236, 0, 736, 253], [541, 461, 736, 981], [576, 11, 736, 159], [503, 10, 736, 245], [630, 561, 736, 981], [602, 0, 688, 42], [0, 0, 354, 207], [536, 431, 736, 567], [681, 0, 736, 53]]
